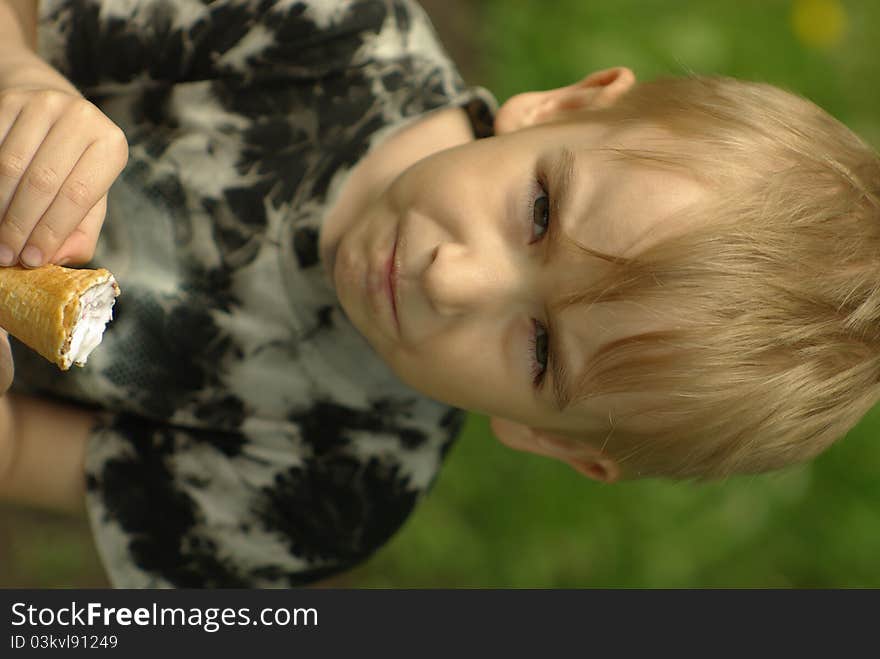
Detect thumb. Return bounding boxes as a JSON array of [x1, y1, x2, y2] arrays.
[[0, 328, 14, 392], [51, 196, 107, 266]]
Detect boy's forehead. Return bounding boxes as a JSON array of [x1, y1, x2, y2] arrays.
[[540, 123, 708, 435], [562, 126, 708, 259]]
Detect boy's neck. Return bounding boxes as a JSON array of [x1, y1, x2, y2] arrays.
[[319, 105, 476, 285]]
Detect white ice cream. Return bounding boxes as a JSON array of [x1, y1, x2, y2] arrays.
[[65, 277, 119, 368]]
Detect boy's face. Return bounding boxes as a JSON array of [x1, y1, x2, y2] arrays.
[[331, 69, 708, 479]]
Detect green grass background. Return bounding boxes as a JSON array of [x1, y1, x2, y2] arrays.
[[3, 0, 879, 587]]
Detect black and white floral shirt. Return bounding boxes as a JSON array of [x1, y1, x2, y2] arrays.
[[11, 0, 496, 587]]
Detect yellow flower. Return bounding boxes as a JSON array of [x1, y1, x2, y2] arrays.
[[791, 0, 848, 49]]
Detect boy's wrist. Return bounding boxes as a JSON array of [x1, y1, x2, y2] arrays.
[[0, 49, 80, 96], [0, 0, 38, 51]]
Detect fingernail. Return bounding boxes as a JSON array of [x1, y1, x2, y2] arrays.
[[20, 245, 43, 268], [0, 245, 13, 266]]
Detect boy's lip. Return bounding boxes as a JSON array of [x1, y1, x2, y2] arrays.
[[388, 229, 400, 334]]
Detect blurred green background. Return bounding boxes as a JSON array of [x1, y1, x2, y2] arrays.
[[3, 0, 880, 588]]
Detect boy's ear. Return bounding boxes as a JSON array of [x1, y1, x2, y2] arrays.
[[494, 67, 636, 135], [489, 416, 621, 483]]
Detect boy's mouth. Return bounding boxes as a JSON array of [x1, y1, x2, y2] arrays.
[[388, 233, 400, 332]]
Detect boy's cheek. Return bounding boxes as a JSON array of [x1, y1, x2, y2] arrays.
[[393, 139, 503, 207]]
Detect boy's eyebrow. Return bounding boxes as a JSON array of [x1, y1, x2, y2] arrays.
[[545, 147, 578, 412], [545, 310, 573, 412]]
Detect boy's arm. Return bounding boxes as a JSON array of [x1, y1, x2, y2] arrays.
[[0, 0, 75, 92], [0, 2, 108, 515], [0, 391, 97, 516], [1, 0, 38, 51]]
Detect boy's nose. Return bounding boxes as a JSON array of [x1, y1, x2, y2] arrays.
[[422, 241, 524, 316]]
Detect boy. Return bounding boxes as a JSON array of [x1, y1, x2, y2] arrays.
[[1, 0, 878, 587]]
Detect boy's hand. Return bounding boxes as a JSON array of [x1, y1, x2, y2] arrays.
[[0, 88, 128, 268]]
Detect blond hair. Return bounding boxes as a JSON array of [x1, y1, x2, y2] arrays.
[[551, 74, 880, 480]]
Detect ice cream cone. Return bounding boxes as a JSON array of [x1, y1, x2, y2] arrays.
[[0, 264, 120, 370]]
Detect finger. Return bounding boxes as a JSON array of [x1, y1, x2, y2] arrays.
[[50, 195, 107, 265], [0, 328, 13, 393], [21, 130, 125, 267], [0, 106, 54, 264], [0, 112, 99, 268], [0, 101, 23, 145]]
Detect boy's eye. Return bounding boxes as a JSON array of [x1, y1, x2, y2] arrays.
[[531, 189, 550, 242], [527, 179, 552, 387]]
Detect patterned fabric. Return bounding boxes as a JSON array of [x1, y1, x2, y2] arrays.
[[11, 0, 496, 587]]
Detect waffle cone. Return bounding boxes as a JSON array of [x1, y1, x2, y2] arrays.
[[0, 264, 119, 370]]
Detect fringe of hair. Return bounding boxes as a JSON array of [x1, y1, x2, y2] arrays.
[[551, 74, 880, 480]]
